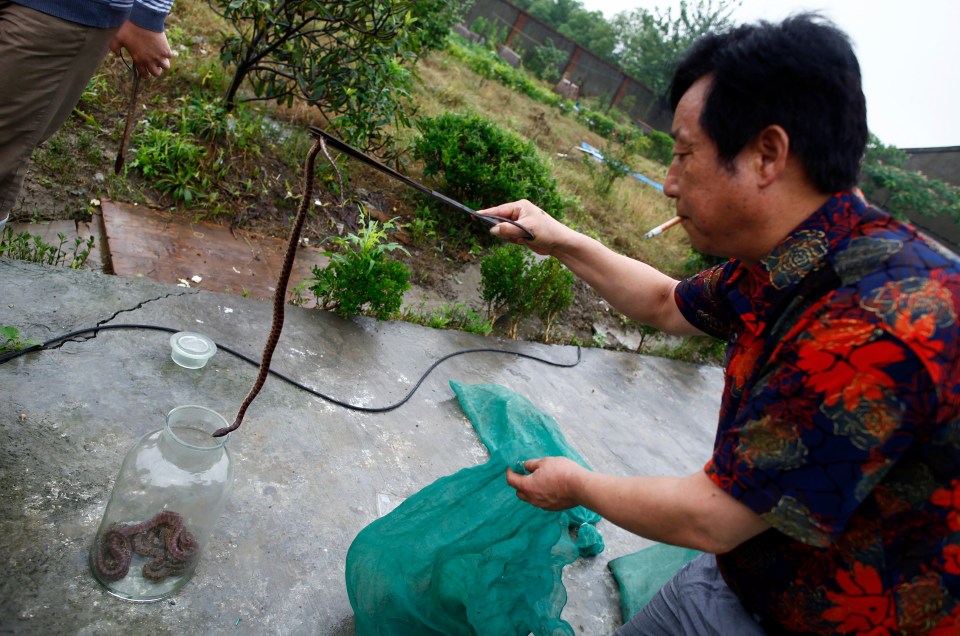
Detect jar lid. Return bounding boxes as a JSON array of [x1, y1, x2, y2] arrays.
[[170, 332, 217, 369]]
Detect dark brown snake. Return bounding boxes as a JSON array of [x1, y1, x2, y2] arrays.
[[92, 510, 198, 582], [212, 136, 339, 437]]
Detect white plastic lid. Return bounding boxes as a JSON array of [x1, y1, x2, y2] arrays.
[[170, 332, 217, 369]]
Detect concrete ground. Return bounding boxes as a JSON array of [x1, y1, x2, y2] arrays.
[[0, 258, 723, 635]]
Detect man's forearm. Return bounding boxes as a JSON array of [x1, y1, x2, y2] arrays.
[[552, 232, 699, 335], [574, 470, 769, 554]]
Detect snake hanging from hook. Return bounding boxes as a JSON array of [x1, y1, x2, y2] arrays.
[[212, 135, 338, 437]]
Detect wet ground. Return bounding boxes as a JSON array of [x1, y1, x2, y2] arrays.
[[0, 252, 723, 634]]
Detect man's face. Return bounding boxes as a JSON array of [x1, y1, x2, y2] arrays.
[[663, 76, 757, 260]]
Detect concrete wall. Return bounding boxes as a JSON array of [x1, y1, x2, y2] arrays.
[[904, 146, 960, 188], [898, 147, 960, 253], [463, 0, 674, 132]]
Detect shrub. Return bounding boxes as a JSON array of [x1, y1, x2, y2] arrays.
[[586, 143, 633, 197], [577, 107, 617, 138], [412, 113, 569, 221], [445, 41, 562, 107], [0, 326, 42, 353], [529, 256, 575, 341], [480, 244, 532, 330], [480, 244, 574, 340], [304, 213, 411, 320], [636, 130, 674, 166]]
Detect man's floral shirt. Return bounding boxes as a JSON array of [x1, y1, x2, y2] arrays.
[[675, 191, 960, 634]]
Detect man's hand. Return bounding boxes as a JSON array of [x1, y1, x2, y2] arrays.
[[110, 21, 172, 78], [509, 459, 770, 553], [478, 199, 575, 257], [505, 456, 588, 511]]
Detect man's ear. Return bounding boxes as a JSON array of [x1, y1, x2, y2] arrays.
[[752, 125, 790, 187]]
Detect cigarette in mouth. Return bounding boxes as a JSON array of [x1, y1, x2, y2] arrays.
[[643, 216, 682, 239]]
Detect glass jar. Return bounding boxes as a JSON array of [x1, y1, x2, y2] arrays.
[[90, 405, 234, 602]]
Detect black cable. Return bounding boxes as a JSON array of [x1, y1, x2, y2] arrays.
[[0, 323, 582, 413]]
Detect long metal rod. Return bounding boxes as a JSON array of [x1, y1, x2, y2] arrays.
[[308, 127, 534, 240]]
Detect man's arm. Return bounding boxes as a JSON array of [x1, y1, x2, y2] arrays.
[[479, 199, 701, 336], [506, 457, 770, 554]]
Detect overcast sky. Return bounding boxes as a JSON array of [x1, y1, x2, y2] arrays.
[[577, 0, 959, 149]]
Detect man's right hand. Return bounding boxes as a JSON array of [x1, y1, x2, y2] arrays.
[[479, 199, 574, 257], [110, 21, 172, 78]]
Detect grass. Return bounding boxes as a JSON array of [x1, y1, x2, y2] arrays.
[[409, 49, 689, 277]]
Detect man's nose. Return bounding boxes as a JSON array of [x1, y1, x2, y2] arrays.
[[663, 162, 680, 199]]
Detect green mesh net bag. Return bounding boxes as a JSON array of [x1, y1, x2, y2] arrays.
[[607, 543, 701, 622], [345, 382, 604, 635]]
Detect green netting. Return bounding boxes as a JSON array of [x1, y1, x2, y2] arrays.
[[607, 543, 702, 622], [345, 382, 604, 635]]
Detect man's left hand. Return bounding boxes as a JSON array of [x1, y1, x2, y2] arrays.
[[505, 456, 587, 511]]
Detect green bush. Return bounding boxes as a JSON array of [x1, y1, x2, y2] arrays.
[[637, 130, 674, 166], [480, 244, 574, 340], [304, 214, 411, 320], [412, 113, 569, 221], [529, 256, 575, 340], [469, 17, 506, 50], [577, 107, 617, 138], [586, 143, 633, 197], [480, 243, 532, 329]]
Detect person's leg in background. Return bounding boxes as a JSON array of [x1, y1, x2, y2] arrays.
[[0, 1, 117, 230]]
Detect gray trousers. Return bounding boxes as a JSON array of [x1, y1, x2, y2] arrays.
[[0, 1, 117, 217], [615, 553, 768, 636]]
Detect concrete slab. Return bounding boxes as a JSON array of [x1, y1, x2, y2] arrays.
[[0, 259, 723, 635]]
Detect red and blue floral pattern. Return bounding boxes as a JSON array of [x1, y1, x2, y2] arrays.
[[676, 191, 960, 633]]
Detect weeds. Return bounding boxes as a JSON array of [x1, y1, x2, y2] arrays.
[[401, 302, 493, 336], [0, 326, 42, 353], [0, 226, 95, 269], [128, 92, 273, 207], [130, 124, 213, 205]]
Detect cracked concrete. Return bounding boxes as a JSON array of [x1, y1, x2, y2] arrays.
[[0, 259, 723, 635]]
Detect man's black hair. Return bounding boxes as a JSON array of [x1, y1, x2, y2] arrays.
[[669, 13, 868, 193]]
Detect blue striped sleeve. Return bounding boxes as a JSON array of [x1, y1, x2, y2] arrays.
[[129, 0, 173, 31]]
